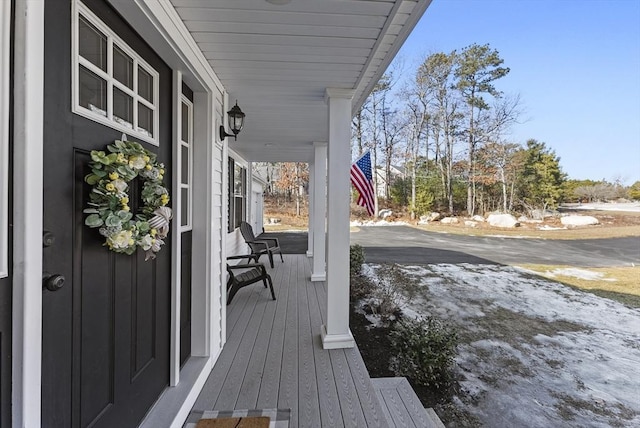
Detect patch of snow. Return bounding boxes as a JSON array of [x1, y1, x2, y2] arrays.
[[472, 215, 485, 222], [548, 267, 617, 282], [487, 213, 519, 228], [350, 219, 409, 227], [361, 262, 640, 428], [561, 215, 599, 226], [537, 225, 567, 231], [464, 220, 478, 228], [570, 202, 640, 212]]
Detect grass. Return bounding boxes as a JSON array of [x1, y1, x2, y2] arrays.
[[517, 264, 640, 308]]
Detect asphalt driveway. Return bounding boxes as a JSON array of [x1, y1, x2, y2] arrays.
[[350, 226, 640, 267]]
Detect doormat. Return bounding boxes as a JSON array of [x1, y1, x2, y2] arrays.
[[196, 416, 269, 428], [186, 409, 291, 428]]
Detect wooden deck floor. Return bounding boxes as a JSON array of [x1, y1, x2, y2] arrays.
[[187, 254, 440, 427]]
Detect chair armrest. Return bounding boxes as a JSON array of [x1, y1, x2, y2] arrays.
[[246, 240, 270, 250], [227, 254, 259, 262], [257, 236, 280, 246], [253, 239, 278, 249], [227, 263, 267, 274]]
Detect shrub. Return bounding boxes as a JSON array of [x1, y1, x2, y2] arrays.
[[389, 316, 458, 389], [350, 244, 365, 276]]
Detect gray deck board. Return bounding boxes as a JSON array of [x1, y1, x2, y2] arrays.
[[188, 255, 439, 428], [255, 256, 291, 409], [296, 257, 321, 427], [371, 378, 443, 428]]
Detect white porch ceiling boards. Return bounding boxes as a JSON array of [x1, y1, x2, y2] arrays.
[[170, 0, 432, 162]]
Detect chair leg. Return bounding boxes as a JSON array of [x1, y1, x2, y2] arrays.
[[279, 251, 284, 262], [267, 276, 276, 300], [267, 251, 275, 268]]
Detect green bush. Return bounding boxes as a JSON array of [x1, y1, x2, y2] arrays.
[[389, 316, 458, 389], [350, 244, 365, 276]]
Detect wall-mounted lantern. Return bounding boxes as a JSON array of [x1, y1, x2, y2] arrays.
[[220, 100, 245, 141]]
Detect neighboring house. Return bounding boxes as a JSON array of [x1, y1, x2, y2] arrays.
[[1, 1, 431, 427], [375, 164, 407, 198]]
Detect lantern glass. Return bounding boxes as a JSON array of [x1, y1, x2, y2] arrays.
[[227, 102, 245, 135]]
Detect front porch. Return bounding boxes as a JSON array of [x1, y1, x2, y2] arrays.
[[184, 254, 442, 427]]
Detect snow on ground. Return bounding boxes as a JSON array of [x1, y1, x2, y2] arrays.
[[364, 263, 640, 428], [569, 202, 640, 212], [350, 219, 409, 227]]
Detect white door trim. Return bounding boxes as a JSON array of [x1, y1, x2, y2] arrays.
[[12, 1, 45, 426], [0, 0, 10, 279]]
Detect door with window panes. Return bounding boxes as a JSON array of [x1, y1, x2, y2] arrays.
[[180, 84, 193, 365], [41, 2, 171, 426]]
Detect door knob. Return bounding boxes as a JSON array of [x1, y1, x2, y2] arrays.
[[43, 273, 65, 292]]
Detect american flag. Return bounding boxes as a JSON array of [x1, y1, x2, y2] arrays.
[[350, 151, 375, 216]]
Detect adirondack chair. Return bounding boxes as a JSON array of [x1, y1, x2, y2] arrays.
[[226, 254, 275, 305], [239, 221, 283, 268]]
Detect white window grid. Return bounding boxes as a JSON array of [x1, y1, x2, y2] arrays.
[[72, 1, 160, 146], [180, 96, 193, 232]]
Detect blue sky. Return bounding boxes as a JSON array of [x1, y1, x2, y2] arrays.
[[396, 0, 640, 185]]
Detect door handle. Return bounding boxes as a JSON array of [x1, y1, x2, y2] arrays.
[[43, 273, 65, 292]]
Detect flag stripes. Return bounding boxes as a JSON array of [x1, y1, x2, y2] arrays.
[[350, 151, 375, 216]]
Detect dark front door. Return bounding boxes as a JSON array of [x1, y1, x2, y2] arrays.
[[42, 1, 171, 427]]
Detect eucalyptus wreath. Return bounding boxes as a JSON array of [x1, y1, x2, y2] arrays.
[[83, 140, 172, 260]]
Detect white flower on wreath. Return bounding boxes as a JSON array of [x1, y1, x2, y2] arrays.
[[112, 179, 128, 193], [107, 229, 134, 250], [129, 155, 147, 170], [139, 234, 154, 251]]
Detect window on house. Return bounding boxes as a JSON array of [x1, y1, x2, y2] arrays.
[[228, 157, 246, 232], [180, 96, 193, 230], [73, 2, 159, 145]]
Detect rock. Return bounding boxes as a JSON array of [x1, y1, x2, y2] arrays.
[[560, 215, 599, 226], [464, 220, 478, 228], [378, 209, 393, 219], [487, 213, 519, 228], [419, 215, 430, 222], [428, 212, 441, 222], [441, 217, 459, 224], [517, 215, 528, 222], [472, 215, 485, 222]]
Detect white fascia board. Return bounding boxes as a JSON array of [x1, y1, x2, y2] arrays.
[[108, 0, 224, 95]]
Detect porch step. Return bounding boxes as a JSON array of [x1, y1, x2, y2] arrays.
[[371, 377, 445, 428]]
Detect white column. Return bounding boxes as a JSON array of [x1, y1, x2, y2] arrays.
[[310, 142, 327, 282], [321, 89, 354, 349], [306, 158, 314, 258]]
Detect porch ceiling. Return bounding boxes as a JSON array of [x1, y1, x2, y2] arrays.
[[170, 0, 432, 162]]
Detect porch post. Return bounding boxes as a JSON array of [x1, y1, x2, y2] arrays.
[[306, 158, 314, 258], [321, 89, 354, 349], [310, 142, 327, 282]]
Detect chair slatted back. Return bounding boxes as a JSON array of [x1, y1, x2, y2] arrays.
[[239, 221, 256, 242]]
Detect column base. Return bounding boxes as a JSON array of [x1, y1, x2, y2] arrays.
[[310, 272, 326, 282], [306, 250, 313, 258], [321, 325, 355, 349]]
